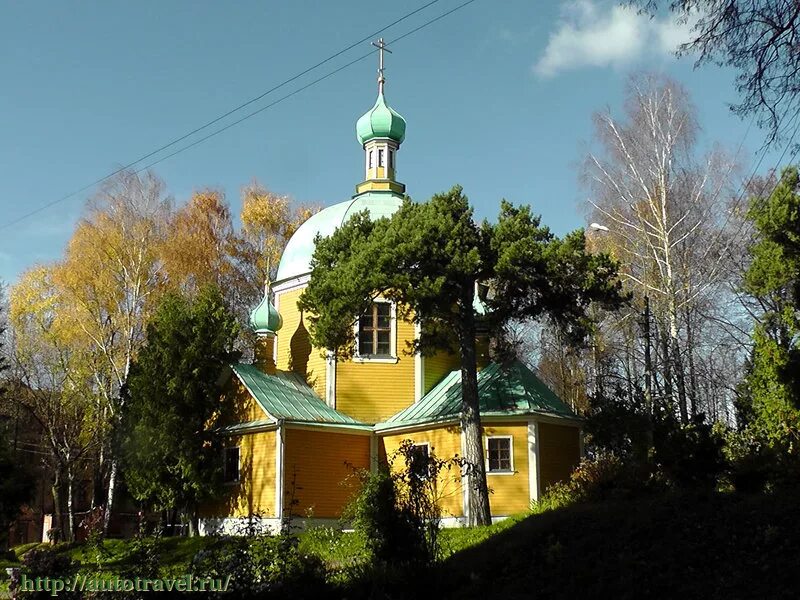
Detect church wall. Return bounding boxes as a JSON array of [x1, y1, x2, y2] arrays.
[[234, 382, 267, 423], [423, 351, 461, 395], [336, 315, 417, 423], [200, 429, 277, 519], [538, 422, 581, 492], [381, 426, 465, 518], [283, 428, 370, 519], [482, 423, 530, 516], [422, 334, 491, 397], [275, 287, 327, 399]]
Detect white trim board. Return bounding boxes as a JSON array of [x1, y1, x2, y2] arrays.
[[272, 274, 310, 294], [527, 420, 541, 503], [414, 322, 424, 402], [325, 351, 337, 409], [275, 422, 285, 523]]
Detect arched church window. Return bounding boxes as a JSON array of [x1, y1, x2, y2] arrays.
[[388, 149, 393, 170], [368, 150, 374, 169]]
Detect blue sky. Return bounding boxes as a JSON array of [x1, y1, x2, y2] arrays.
[[0, 0, 785, 284]]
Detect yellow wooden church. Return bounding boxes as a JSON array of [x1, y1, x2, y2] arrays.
[[198, 48, 583, 534]]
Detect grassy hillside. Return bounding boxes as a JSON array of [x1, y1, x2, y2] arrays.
[[3, 490, 797, 598], [425, 490, 800, 600]]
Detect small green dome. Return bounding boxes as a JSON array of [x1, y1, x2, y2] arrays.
[[249, 287, 282, 336], [356, 92, 406, 145]]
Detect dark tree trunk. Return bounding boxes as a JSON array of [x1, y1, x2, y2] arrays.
[[685, 305, 699, 418], [51, 470, 63, 543], [660, 325, 673, 412], [672, 335, 689, 425], [459, 284, 491, 527], [642, 295, 654, 450]]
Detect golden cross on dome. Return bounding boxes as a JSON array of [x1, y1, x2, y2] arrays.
[[371, 38, 392, 94]]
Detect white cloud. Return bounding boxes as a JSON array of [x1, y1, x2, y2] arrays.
[[534, 1, 693, 77]]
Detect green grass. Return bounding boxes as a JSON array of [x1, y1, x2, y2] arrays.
[[4, 490, 798, 599], [426, 489, 800, 600]]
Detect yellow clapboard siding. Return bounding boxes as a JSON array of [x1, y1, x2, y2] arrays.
[[482, 423, 530, 516], [336, 316, 416, 423], [275, 287, 326, 398], [423, 351, 461, 395], [539, 422, 581, 491], [239, 382, 267, 422], [283, 428, 370, 518], [201, 430, 277, 518], [381, 426, 465, 518]]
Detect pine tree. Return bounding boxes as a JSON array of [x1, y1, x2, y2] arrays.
[[299, 187, 623, 525], [742, 166, 800, 450], [119, 286, 239, 535]]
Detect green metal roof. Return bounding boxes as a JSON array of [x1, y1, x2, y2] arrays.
[[216, 418, 276, 435], [232, 363, 369, 429], [356, 92, 406, 145], [375, 361, 578, 431]]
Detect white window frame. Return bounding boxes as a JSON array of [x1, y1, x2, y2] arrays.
[[223, 446, 241, 485], [485, 435, 514, 475], [353, 298, 398, 363]]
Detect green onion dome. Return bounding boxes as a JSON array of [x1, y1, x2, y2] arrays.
[[356, 92, 406, 145], [249, 286, 282, 336]]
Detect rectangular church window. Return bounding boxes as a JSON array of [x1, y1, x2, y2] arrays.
[[368, 150, 374, 169], [223, 447, 240, 483], [409, 443, 431, 480], [358, 301, 392, 357], [487, 437, 513, 473], [378, 148, 385, 167]]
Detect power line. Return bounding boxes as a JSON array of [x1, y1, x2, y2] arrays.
[[133, 0, 478, 175], [0, 0, 477, 232]]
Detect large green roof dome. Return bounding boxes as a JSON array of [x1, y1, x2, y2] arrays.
[[275, 191, 404, 282], [356, 92, 406, 145]]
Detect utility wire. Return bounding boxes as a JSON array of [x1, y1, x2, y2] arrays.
[[134, 0, 477, 175], [0, 0, 477, 232]]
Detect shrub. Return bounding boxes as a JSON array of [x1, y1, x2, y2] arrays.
[[347, 468, 426, 566], [719, 425, 795, 493], [530, 481, 574, 514], [533, 453, 656, 513], [190, 532, 328, 599], [653, 414, 725, 488], [10, 546, 77, 599], [346, 439, 461, 568]]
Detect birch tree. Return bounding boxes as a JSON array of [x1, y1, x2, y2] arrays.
[[9, 266, 101, 541], [54, 170, 171, 531], [586, 74, 739, 424], [235, 182, 317, 290], [161, 189, 237, 296]]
